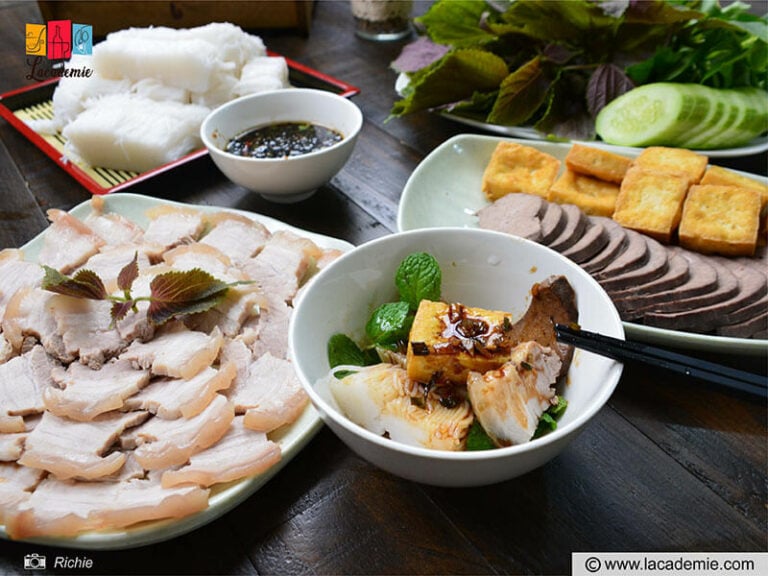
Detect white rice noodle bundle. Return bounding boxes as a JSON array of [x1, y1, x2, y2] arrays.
[[35, 22, 279, 172], [130, 78, 190, 104], [62, 94, 210, 173], [93, 35, 226, 94], [233, 56, 291, 97]]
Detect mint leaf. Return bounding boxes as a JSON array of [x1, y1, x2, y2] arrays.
[[147, 268, 230, 325], [365, 301, 413, 345], [395, 252, 442, 311], [328, 333, 374, 368], [41, 266, 108, 300]]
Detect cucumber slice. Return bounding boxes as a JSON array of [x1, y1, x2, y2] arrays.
[[595, 83, 711, 147], [701, 89, 768, 149], [596, 83, 768, 149]]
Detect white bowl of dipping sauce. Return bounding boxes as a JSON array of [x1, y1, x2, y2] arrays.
[[201, 88, 363, 203]]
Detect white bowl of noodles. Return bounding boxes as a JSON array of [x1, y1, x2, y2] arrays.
[[288, 228, 624, 487]]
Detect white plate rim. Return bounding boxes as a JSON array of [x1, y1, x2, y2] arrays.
[[397, 133, 768, 356], [0, 193, 353, 550]]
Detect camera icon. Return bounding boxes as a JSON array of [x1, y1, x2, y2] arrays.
[[23, 553, 46, 570]]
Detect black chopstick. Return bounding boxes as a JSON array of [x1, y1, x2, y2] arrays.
[[554, 324, 767, 398]]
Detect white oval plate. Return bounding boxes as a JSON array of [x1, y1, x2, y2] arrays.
[[397, 133, 768, 356], [0, 193, 353, 550]]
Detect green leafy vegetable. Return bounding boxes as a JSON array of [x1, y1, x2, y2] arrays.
[[42, 266, 108, 300], [146, 269, 229, 326], [395, 252, 442, 311], [365, 301, 414, 345], [533, 395, 568, 438], [42, 258, 241, 327], [465, 420, 496, 451], [391, 0, 767, 141], [328, 333, 379, 368]]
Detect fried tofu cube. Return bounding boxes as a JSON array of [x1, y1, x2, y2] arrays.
[[406, 300, 514, 385], [482, 142, 561, 201], [700, 165, 768, 213], [633, 146, 708, 185], [612, 166, 689, 243], [548, 168, 620, 216], [678, 185, 761, 256], [564, 143, 632, 184]]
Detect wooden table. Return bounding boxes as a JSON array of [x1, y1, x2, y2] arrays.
[[0, 2, 766, 574]]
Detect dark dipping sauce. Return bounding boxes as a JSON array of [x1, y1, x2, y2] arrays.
[[226, 121, 343, 159]]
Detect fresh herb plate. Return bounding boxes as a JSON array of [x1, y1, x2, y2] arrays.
[[0, 193, 353, 550]]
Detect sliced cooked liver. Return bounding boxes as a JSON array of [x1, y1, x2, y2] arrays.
[[580, 217, 629, 274], [616, 249, 720, 317], [599, 236, 669, 292], [561, 220, 609, 264], [593, 229, 649, 282], [612, 250, 691, 320], [546, 204, 589, 252], [539, 201, 566, 244], [716, 309, 767, 338], [476, 193, 545, 242]]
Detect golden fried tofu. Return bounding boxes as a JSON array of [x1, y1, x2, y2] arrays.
[[406, 300, 515, 385], [678, 185, 761, 256], [481, 142, 561, 201], [633, 146, 708, 186], [612, 166, 689, 243], [564, 143, 632, 184], [548, 168, 620, 217]]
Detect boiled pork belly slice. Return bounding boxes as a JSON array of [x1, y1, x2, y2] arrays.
[[0, 463, 45, 524], [131, 393, 235, 470], [239, 295, 292, 360], [50, 297, 128, 369], [199, 212, 271, 265], [0, 249, 44, 322], [17, 410, 149, 480], [162, 416, 281, 488], [2, 288, 72, 362], [45, 358, 151, 421], [3, 472, 209, 540], [77, 244, 152, 293], [467, 341, 562, 447], [223, 350, 308, 433], [123, 362, 236, 419], [0, 432, 27, 461], [162, 243, 244, 283], [185, 284, 265, 338], [329, 363, 474, 451], [0, 345, 58, 433], [120, 322, 223, 380], [37, 209, 105, 274], [241, 230, 323, 305], [0, 331, 13, 363], [83, 196, 145, 246], [141, 205, 207, 251]]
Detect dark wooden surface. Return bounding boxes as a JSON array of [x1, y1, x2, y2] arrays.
[[0, 1, 766, 574]]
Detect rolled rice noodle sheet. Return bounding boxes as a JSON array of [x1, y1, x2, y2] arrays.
[[36, 59, 131, 133], [190, 71, 238, 108], [62, 94, 210, 172], [233, 56, 291, 97], [93, 34, 227, 93], [130, 78, 190, 104]]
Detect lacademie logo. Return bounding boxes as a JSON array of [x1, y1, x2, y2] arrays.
[[25, 19, 94, 81]]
